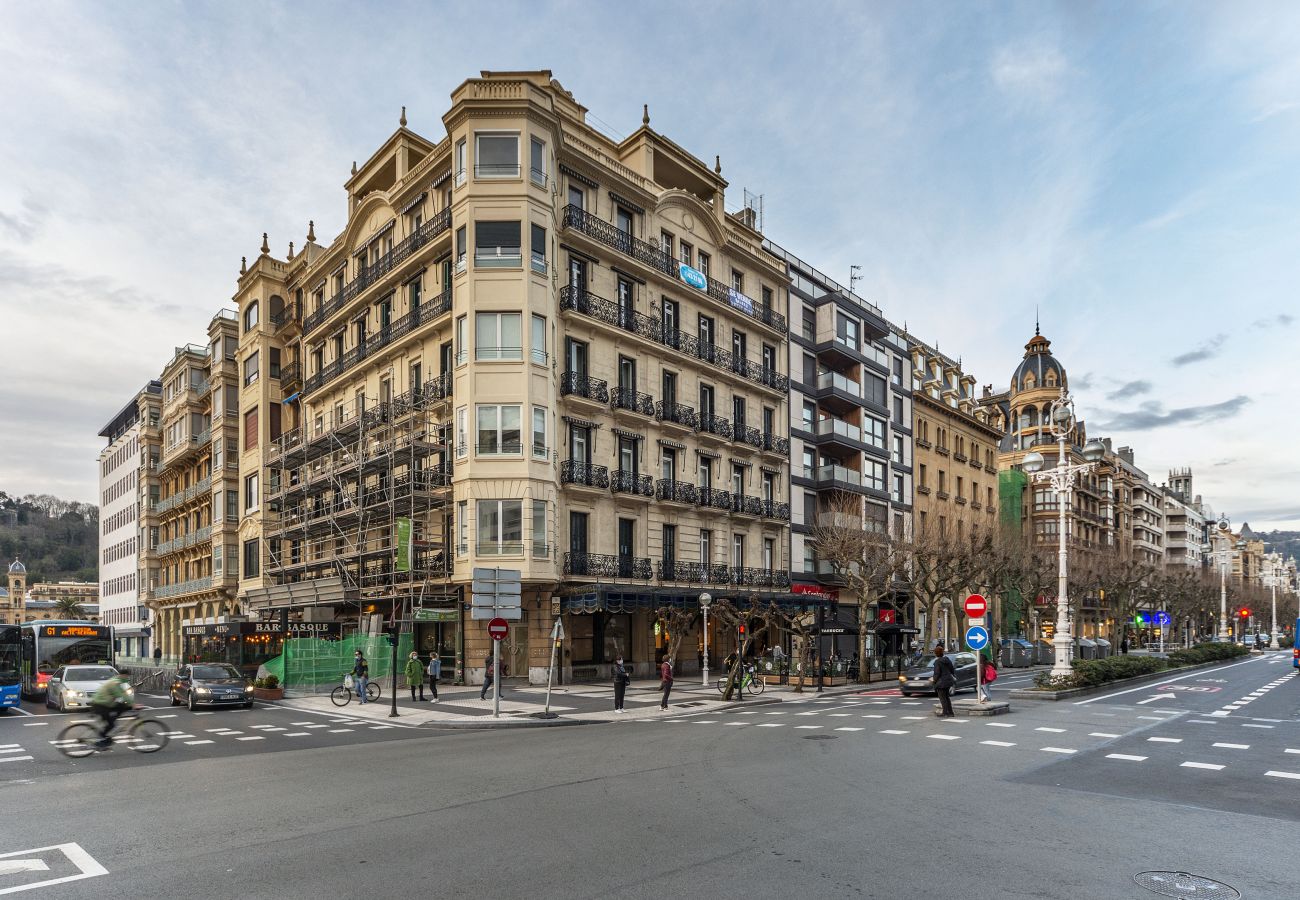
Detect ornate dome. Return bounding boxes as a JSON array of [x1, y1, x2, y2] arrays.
[[1011, 330, 1066, 396], [8, 558, 26, 575]]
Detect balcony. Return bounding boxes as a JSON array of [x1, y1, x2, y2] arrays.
[[696, 487, 733, 511], [560, 372, 610, 405], [280, 361, 302, 393], [612, 470, 654, 498], [302, 287, 452, 395], [657, 560, 710, 583], [656, 401, 697, 431], [761, 500, 791, 520], [731, 494, 765, 516], [815, 371, 862, 412], [611, 387, 655, 418], [560, 285, 662, 343], [655, 480, 698, 504], [474, 245, 523, 269], [153, 576, 213, 601], [812, 417, 865, 451], [561, 461, 609, 489], [697, 414, 732, 442], [561, 204, 786, 332], [270, 299, 299, 332], [564, 552, 651, 579], [761, 432, 790, 455], [734, 424, 764, 450], [815, 464, 864, 492], [302, 208, 451, 336], [728, 567, 792, 588]]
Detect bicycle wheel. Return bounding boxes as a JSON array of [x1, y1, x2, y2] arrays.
[[749, 676, 766, 695], [129, 718, 170, 753], [365, 681, 381, 702], [330, 686, 351, 707], [57, 722, 101, 759]]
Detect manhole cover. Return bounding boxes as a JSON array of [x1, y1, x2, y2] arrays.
[[1134, 872, 1240, 900], [802, 734, 837, 741]]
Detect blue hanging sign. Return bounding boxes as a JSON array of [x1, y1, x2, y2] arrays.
[[678, 263, 707, 292]]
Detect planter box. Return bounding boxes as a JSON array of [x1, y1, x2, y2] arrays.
[[253, 687, 284, 701]]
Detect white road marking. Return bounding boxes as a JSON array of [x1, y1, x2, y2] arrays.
[[1213, 743, 1250, 750], [1147, 737, 1182, 743], [987, 722, 1016, 728], [1107, 753, 1148, 761], [155, 714, 177, 719], [1040, 747, 1076, 754], [368, 725, 393, 730], [691, 720, 717, 725], [1089, 732, 1120, 738], [1265, 770, 1300, 780], [21, 722, 47, 726], [1181, 762, 1225, 770], [829, 714, 851, 718], [901, 716, 926, 720], [881, 729, 909, 735], [1035, 727, 1066, 733], [184, 739, 214, 745], [835, 727, 864, 732], [982, 740, 1016, 747], [723, 721, 749, 726], [0, 859, 49, 875], [1285, 749, 1300, 755], [1074, 656, 1260, 704], [1189, 720, 1216, 724], [0, 744, 21, 751], [860, 715, 886, 719], [1242, 724, 1273, 729], [283, 732, 311, 737], [794, 725, 822, 730], [928, 734, 961, 741], [755, 723, 784, 728], [0, 755, 34, 764], [291, 721, 316, 726], [327, 728, 355, 733], [235, 736, 265, 742]]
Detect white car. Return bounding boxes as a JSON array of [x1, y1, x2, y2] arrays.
[[45, 665, 132, 712]]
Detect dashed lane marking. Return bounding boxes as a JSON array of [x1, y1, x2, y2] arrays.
[[1107, 754, 1148, 762], [928, 734, 961, 741], [1147, 737, 1182, 743], [1089, 732, 1120, 738], [1242, 724, 1274, 729], [1265, 770, 1300, 780], [881, 730, 909, 735], [184, 740, 214, 745], [987, 722, 1016, 728], [755, 723, 784, 728], [1040, 747, 1076, 754], [283, 732, 311, 737], [327, 729, 354, 733], [1213, 743, 1250, 750], [235, 736, 265, 742], [982, 741, 1016, 748], [1181, 762, 1225, 771], [1035, 727, 1066, 733], [860, 715, 886, 719], [0, 755, 34, 763], [835, 727, 865, 732], [794, 725, 822, 730]]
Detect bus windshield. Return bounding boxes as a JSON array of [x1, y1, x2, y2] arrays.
[[0, 627, 19, 687], [36, 635, 113, 671]]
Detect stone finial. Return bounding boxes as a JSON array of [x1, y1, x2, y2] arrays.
[[288, 241, 294, 259], [351, 160, 358, 176], [400, 106, 407, 127], [240, 256, 247, 275], [715, 155, 722, 174], [642, 104, 649, 126], [260, 232, 270, 254], [307, 220, 316, 242]]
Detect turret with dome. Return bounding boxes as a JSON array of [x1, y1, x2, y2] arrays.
[[997, 327, 1089, 452]]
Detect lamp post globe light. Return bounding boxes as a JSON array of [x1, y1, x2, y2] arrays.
[[1215, 516, 1232, 642], [1021, 387, 1106, 680], [699, 592, 712, 686]]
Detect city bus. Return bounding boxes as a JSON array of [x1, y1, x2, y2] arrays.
[[19, 621, 114, 701], [1294, 617, 1299, 670], [0, 626, 20, 713]]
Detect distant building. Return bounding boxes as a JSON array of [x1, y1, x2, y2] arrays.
[[1161, 468, 1208, 570], [3, 559, 26, 626]]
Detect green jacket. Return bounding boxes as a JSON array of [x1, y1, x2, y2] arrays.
[[91, 677, 131, 708], [404, 658, 424, 683]]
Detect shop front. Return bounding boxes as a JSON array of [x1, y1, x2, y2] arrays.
[[182, 621, 343, 677], [413, 606, 462, 684]]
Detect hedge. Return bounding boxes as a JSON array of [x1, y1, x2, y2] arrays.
[[1033, 642, 1250, 690]]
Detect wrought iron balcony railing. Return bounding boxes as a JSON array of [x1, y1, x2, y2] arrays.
[[611, 470, 654, 497], [564, 552, 652, 579], [560, 371, 609, 403], [697, 487, 733, 511], [612, 387, 655, 417], [761, 500, 792, 520], [560, 460, 609, 488], [698, 415, 732, 440], [731, 494, 765, 516], [735, 424, 763, 449], [655, 480, 698, 504], [762, 432, 790, 454], [657, 560, 710, 583], [656, 401, 698, 429], [560, 285, 662, 343]]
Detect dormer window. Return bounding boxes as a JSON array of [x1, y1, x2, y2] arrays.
[[1045, 370, 1057, 387], [1023, 373, 1036, 390]]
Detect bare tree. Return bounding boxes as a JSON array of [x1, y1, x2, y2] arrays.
[[653, 605, 701, 668]]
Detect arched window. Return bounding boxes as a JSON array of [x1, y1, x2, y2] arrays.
[[244, 300, 260, 333], [1045, 369, 1057, 387], [1023, 372, 1036, 391]]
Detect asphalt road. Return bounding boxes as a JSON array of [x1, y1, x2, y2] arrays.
[[1, 653, 1296, 899]]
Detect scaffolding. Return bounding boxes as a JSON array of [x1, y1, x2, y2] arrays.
[[262, 374, 456, 690]]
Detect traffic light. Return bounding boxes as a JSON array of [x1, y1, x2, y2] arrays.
[[383, 624, 399, 646], [738, 623, 746, 638], [1238, 608, 1250, 619]]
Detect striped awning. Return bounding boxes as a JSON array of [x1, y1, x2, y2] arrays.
[[399, 192, 426, 215]]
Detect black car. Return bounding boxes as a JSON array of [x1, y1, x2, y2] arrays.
[[898, 652, 979, 697], [171, 663, 255, 710]]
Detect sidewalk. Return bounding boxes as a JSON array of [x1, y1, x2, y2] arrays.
[[273, 677, 867, 728]]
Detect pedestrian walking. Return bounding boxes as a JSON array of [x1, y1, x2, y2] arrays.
[[352, 651, 370, 705], [480, 652, 499, 701], [932, 643, 956, 717], [773, 645, 787, 684], [659, 655, 673, 709], [404, 651, 426, 702], [1120, 634, 1130, 655], [612, 656, 629, 712], [426, 653, 441, 701], [978, 654, 997, 703]]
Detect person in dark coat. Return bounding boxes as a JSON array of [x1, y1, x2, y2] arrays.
[[480, 652, 496, 701], [659, 656, 674, 710], [612, 656, 629, 712], [932, 643, 956, 717]]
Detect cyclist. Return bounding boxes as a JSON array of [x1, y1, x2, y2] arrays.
[[88, 669, 133, 748]]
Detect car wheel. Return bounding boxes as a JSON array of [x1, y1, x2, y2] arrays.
[[243, 702, 253, 710], [187, 692, 196, 712], [169, 691, 180, 707], [58, 694, 67, 713], [44, 694, 53, 709]]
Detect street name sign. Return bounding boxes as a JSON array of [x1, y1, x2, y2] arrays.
[[964, 625, 989, 651]]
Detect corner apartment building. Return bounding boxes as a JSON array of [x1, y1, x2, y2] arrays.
[[1113, 447, 1165, 569], [97, 380, 160, 657], [238, 71, 793, 683], [1162, 468, 1208, 570], [763, 242, 913, 653], [145, 311, 241, 659]]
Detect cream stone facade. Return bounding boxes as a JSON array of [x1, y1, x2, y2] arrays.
[[236, 71, 792, 684]]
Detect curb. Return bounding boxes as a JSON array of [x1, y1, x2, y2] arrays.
[[1008, 658, 1247, 701]]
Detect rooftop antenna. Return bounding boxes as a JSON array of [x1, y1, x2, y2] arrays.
[[849, 265, 862, 295], [742, 188, 764, 232]]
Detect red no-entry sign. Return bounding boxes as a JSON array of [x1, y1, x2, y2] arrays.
[[488, 618, 509, 640], [963, 594, 988, 618]]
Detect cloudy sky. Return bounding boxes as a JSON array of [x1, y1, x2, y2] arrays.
[[1, 1, 1297, 529]]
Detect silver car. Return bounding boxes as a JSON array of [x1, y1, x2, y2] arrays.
[[45, 665, 132, 712]]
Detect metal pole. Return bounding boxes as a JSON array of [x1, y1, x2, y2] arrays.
[[816, 600, 824, 693], [1219, 546, 1229, 642], [544, 625, 558, 716], [492, 642, 500, 719], [389, 622, 400, 718], [1270, 568, 1280, 650], [1050, 430, 1072, 679], [702, 604, 710, 687]]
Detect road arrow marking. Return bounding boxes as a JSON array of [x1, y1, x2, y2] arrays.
[[1137, 694, 1176, 705], [0, 860, 49, 876]]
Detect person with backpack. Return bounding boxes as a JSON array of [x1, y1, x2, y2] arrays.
[[932, 643, 956, 717], [978, 653, 997, 703], [659, 655, 674, 710], [612, 656, 629, 713], [426, 653, 441, 701]]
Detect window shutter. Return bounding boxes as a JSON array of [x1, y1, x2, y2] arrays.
[[244, 407, 259, 451], [476, 221, 520, 251]]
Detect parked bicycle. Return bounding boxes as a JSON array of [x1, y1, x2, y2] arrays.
[[717, 663, 766, 695], [330, 674, 381, 706], [56, 708, 170, 758]]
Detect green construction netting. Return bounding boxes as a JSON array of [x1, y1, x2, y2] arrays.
[[999, 468, 1029, 636], [262, 633, 415, 691]]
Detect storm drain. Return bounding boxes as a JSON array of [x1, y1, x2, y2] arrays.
[[1133, 872, 1240, 900]]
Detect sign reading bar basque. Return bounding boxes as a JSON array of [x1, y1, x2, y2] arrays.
[[183, 621, 343, 638]]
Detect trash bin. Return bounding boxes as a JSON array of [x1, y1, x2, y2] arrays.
[[1076, 637, 1097, 660], [1094, 638, 1112, 658], [1000, 638, 1034, 668], [1034, 639, 1055, 665]]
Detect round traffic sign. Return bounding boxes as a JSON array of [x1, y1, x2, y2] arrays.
[[963, 594, 987, 618], [964, 625, 989, 651], [487, 617, 509, 640]]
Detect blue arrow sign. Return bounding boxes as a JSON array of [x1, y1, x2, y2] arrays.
[[1155, 611, 1170, 626], [965, 625, 989, 651]]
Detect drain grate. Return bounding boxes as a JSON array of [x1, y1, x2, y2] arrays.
[[1134, 872, 1240, 900], [802, 734, 837, 741]]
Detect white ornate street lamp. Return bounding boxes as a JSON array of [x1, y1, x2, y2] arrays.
[[699, 592, 712, 686], [1021, 388, 1106, 679], [1214, 516, 1232, 642], [1268, 554, 1281, 650]]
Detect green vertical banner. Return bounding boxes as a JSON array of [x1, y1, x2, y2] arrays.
[[396, 517, 412, 572]]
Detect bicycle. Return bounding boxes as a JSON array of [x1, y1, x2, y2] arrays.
[[330, 676, 381, 706], [717, 664, 766, 695], [56, 708, 170, 758]]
